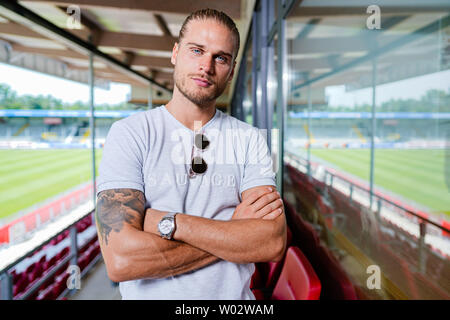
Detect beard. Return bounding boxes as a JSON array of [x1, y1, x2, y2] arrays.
[[174, 69, 228, 109]]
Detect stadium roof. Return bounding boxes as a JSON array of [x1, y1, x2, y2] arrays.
[[0, 1, 448, 106], [0, 0, 244, 94]]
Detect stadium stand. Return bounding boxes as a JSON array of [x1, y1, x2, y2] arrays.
[[5, 214, 101, 300], [271, 246, 321, 300], [284, 154, 450, 299], [284, 200, 357, 300]]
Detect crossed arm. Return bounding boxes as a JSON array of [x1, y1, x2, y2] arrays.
[[96, 186, 286, 283]]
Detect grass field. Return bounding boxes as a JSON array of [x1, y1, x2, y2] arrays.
[[308, 148, 449, 215], [0, 149, 102, 220], [0, 148, 448, 221]]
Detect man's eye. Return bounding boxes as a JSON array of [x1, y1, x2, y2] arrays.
[[192, 48, 202, 54], [216, 56, 227, 63]]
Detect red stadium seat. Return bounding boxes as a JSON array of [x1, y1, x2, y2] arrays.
[[56, 247, 70, 261], [44, 256, 57, 270], [13, 277, 27, 297], [258, 261, 284, 290], [250, 267, 263, 289], [55, 234, 62, 244], [77, 252, 90, 271], [313, 244, 357, 300], [37, 284, 55, 300], [12, 270, 22, 285], [252, 225, 293, 291], [52, 277, 67, 298], [28, 263, 43, 283], [252, 289, 265, 300], [272, 246, 321, 300], [55, 261, 69, 277], [25, 262, 36, 274], [378, 243, 419, 298], [39, 272, 55, 292], [286, 225, 293, 247], [38, 255, 47, 264]]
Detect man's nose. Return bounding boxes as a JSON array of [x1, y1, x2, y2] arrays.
[[199, 56, 214, 74]]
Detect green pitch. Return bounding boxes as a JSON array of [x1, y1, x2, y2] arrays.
[[307, 148, 449, 216], [0, 149, 102, 220], [1, 148, 448, 221]]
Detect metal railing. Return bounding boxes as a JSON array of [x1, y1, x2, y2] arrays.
[[284, 151, 450, 263], [285, 151, 450, 298], [0, 210, 99, 300]]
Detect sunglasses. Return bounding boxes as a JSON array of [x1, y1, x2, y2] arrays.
[[188, 132, 210, 178]]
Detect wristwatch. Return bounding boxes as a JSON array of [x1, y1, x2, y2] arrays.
[[157, 212, 177, 240]]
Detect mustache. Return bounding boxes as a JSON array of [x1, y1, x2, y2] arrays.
[[190, 75, 214, 85]]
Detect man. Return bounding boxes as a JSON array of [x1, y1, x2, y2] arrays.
[[95, 8, 286, 300]]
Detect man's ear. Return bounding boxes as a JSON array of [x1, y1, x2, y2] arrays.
[[171, 42, 179, 66]]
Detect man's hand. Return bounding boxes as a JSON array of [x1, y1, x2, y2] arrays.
[[232, 187, 283, 220], [96, 189, 220, 282]]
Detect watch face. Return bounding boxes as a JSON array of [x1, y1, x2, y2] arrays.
[[159, 219, 174, 235]]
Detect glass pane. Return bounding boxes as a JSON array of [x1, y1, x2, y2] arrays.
[[373, 14, 450, 299], [271, 35, 280, 177], [244, 30, 253, 124], [0, 55, 94, 235], [284, 0, 450, 300]]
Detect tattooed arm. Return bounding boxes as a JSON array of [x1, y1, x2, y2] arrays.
[[144, 185, 286, 264], [96, 188, 219, 282]]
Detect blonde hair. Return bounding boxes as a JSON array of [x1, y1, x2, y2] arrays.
[[178, 8, 240, 58]]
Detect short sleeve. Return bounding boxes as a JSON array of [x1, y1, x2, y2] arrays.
[[96, 121, 145, 197], [240, 128, 276, 195]]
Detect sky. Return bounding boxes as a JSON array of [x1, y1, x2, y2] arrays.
[[326, 69, 450, 108], [0, 62, 131, 105]]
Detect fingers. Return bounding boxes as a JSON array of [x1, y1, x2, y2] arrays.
[[242, 188, 273, 206], [251, 191, 281, 213], [254, 198, 283, 219], [262, 207, 283, 220]]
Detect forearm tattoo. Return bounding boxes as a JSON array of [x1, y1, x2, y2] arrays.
[[95, 189, 145, 245]]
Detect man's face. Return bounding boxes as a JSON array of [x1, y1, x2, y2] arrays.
[[171, 19, 237, 108]]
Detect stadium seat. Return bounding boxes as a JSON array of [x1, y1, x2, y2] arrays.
[[37, 284, 55, 300], [11, 270, 22, 285], [257, 261, 284, 290], [252, 225, 293, 291], [43, 256, 57, 271], [56, 233, 65, 243], [272, 246, 321, 300], [24, 289, 38, 300], [313, 244, 357, 300], [289, 210, 321, 258], [56, 247, 70, 261], [52, 275, 68, 298], [38, 255, 47, 264], [250, 267, 263, 289], [284, 194, 358, 300], [25, 262, 36, 274], [378, 243, 419, 298], [39, 272, 55, 292], [55, 261, 69, 277], [77, 252, 90, 271], [412, 271, 450, 300], [28, 263, 43, 283], [252, 289, 265, 300], [13, 277, 27, 297]]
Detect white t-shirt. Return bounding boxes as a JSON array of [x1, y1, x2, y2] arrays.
[[96, 105, 276, 299]]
